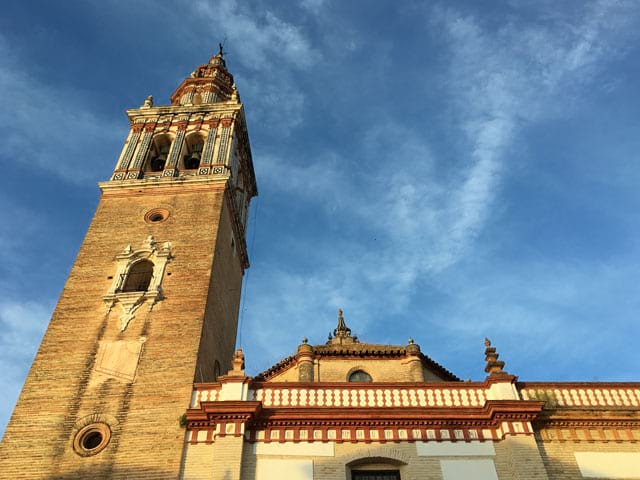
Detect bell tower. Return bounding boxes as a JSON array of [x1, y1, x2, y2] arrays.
[[0, 50, 257, 479]]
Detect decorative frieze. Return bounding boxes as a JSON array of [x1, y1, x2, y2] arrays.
[[538, 426, 640, 442], [185, 424, 531, 445]]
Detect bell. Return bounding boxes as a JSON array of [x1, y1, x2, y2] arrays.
[[149, 154, 166, 172], [184, 151, 201, 170]]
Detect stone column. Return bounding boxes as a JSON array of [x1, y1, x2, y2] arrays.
[[297, 340, 314, 382], [406, 339, 424, 382]]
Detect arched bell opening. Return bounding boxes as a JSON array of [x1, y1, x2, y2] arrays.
[[145, 134, 172, 173], [121, 260, 154, 293], [181, 133, 205, 170]]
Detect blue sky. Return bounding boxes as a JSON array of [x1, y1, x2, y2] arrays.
[[1, 0, 640, 435]]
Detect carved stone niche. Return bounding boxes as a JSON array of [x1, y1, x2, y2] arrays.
[[103, 235, 172, 331]]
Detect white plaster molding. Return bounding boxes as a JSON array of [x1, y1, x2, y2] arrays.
[[253, 442, 335, 457], [416, 441, 495, 457], [575, 452, 640, 478], [219, 381, 249, 401], [486, 381, 520, 400], [256, 459, 313, 480], [103, 236, 172, 331]]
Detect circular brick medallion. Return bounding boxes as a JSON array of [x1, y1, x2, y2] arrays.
[[144, 207, 170, 224], [73, 423, 111, 457]]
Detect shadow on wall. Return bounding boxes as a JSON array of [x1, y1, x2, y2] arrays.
[[46, 466, 178, 480]]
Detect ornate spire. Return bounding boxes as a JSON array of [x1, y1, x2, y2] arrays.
[[208, 42, 227, 68], [484, 338, 507, 376], [326, 309, 358, 345], [170, 48, 235, 106], [334, 309, 351, 338]]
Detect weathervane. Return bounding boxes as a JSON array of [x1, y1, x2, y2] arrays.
[[218, 37, 227, 57]]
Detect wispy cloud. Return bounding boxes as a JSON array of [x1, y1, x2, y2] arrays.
[[0, 300, 52, 433], [0, 37, 124, 183], [241, 0, 640, 373], [193, 0, 320, 132], [431, 0, 638, 266]]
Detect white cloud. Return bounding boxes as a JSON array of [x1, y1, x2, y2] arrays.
[[0, 300, 52, 434], [0, 37, 124, 183], [300, 0, 328, 15], [193, 0, 320, 132], [195, 0, 319, 70], [239, 1, 640, 375], [393, 0, 639, 271]]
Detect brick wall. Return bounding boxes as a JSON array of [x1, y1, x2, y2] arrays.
[[0, 182, 242, 479], [535, 430, 640, 479], [270, 358, 436, 383]]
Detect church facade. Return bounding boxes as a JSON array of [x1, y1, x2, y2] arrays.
[[0, 52, 639, 480]]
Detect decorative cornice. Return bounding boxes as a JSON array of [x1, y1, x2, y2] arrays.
[[184, 398, 544, 444], [249, 400, 544, 426], [99, 175, 229, 195]]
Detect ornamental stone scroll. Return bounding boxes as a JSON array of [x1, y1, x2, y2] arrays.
[[103, 235, 172, 331]]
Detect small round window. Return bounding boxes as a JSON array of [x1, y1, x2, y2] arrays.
[[144, 208, 170, 224], [73, 423, 111, 456], [348, 370, 372, 382]]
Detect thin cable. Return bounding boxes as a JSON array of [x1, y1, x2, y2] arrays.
[[237, 195, 260, 349]]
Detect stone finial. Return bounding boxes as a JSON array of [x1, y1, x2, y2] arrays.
[[143, 235, 156, 250], [327, 309, 359, 345], [209, 43, 227, 67], [297, 336, 312, 354], [231, 83, 240, 103], [406, 337, 421, 355], [142, 95, 153, 108], [228, 348, 245, 376], [334, 309, 351, 337], [484, 337, 507, 376]]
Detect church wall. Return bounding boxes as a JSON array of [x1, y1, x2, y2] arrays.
[[0, 185, 228, 479], [195, 193, 244, 381], [493, 435, 549, 480], [183, 433, 640, 479], [228, 438, 551, 480], [534, 431, 640, 479], [314, 358, 425, 382], [266, 357, 426, 383]]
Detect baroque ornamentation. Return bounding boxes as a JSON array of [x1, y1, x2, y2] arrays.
[[103, 236, 173, 331]]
